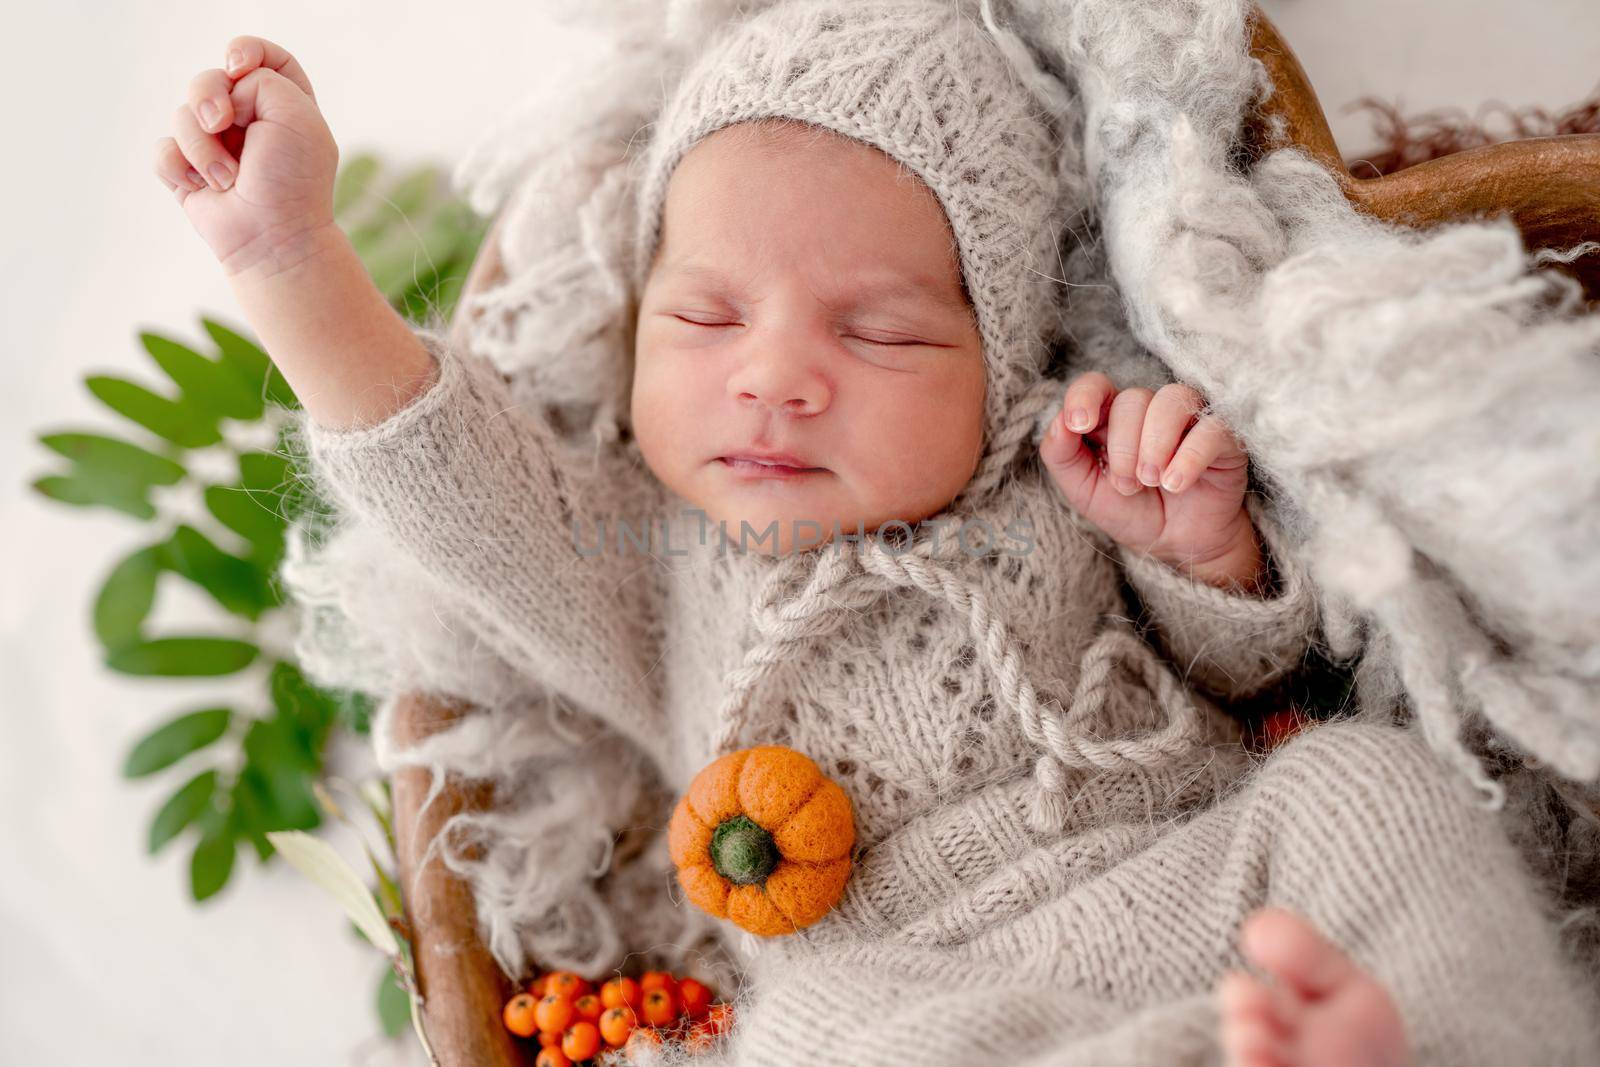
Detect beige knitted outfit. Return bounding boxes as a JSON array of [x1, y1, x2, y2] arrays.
[[282, 1, 1600, 1063]]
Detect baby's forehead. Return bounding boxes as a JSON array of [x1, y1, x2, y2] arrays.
[[659, 123, 969, 301]]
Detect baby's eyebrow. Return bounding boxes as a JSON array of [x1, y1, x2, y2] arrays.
[[662, 257, 971, 319]]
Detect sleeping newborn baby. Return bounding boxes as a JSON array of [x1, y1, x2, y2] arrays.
[[631, 114, 1408, 1067], [156, 3, 1599, 1065]]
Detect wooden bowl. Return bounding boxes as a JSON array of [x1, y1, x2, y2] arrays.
[[1243, 3, 1600, 301]]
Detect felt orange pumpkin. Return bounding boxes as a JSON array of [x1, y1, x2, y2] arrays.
[[669, 744, 856, 936]]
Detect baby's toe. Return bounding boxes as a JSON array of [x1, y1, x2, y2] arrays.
[[1218, 971, 1295, 1067], [1241, 906, 1359, 1000]]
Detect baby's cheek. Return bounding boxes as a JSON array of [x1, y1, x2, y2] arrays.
[[630, 359, 686, 467], [860, 389, 982, 517]]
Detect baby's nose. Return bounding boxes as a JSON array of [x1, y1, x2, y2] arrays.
[[728, 355, 831, 416]]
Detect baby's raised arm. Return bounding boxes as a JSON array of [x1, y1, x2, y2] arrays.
[[154, 38, 666, 745], [154, 37, 437, 430]]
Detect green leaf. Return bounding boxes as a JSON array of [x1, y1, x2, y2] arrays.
[[333, 153, 383, 218], [238, 717, 321, 829], [30, 428, 184, 518], [240, 450, 305, 526], [270, 660, 340, 757], [203, 483, 286, 568], [148, 769, 217, 854], [30, 473, 156, 521], [191, 811, 237, 901], [360, 778, 395, 854], [376, 967, 411, 1038], [201, 318, 282, 411], [339, 690, 377, 737], [384, 165, 441, 221], [122, 707, 232, 778], [141, 331, 263, 422], [369, 845, 403, 923], [229, 771, 284, 861], [85, 375, 221, 449], [37, 431, 186, 485], [265, 829, 400, 956], [105, 636, 258, 677], [94, 545, 165, 652], [346, 164, 446, 281], [158, 524, 274, 621], [241, 822, 276, 863], [207, 448, 299, 570]]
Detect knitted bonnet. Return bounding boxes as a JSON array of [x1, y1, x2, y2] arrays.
[[628, 0, 1081, 512]]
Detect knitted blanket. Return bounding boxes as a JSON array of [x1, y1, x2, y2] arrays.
[[276, 1, 1600, 1063]]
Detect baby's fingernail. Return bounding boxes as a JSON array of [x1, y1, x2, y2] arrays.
[[1112, 474, 1138, 495], [185, 168, 205, 190], [1068, 408, 1092, 432], [199, 100, 221, 130], [1161, 468, 1184, 492], [1137, 462, 1160, 486], [226, 49, 245, 73], [207, 161, 235, 190]]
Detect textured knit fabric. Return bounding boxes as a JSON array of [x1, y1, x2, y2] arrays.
[[710, 721, 1600, 1066], [275, 0, 1600, 1061]]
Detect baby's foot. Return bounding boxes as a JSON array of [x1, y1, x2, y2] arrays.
[[1216, 906, 1410, 1067]]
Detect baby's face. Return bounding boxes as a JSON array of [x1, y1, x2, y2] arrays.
[[632, 119, 986, 557]]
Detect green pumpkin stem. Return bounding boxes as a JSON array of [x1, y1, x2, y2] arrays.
[[710, 814, 780, 886]]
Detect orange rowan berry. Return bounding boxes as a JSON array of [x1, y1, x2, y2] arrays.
[[1259, 708, 1309, 750], [502, 993, 539, 1038], [705, 1002, 735, 1035], [533, 1047, 571, 1067], [535, 993, 575, 1035], [572, 993, 603, 1023], [684, 1019, 718, 1052], [640, 971, 679, 998], [537, 1030, 560, 1049], [600, 975, 642, 1011], [544, 971, 591, 999], [599, 1005, 637, 1047], [640, 987, 678, 1027], [561, 1021, 601, 1061], [678, 978, 713, 1021]]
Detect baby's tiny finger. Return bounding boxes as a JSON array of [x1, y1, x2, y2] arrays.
[[1137, 383, 1203, 486], [188, 68, 236, 135], [222, 35, 317, 100], [154, 136, 205, 196], [1160, 415, 1233, 494], [171, 104, 236, 191], [1104, 387, 1153, 495], [1061, 370, 1114, 434]]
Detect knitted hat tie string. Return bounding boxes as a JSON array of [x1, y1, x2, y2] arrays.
[[710, 544, 885, 756], [855, 547, 1210, 834], [707, 494, 1000, 757]]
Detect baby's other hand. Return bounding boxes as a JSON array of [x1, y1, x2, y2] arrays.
[[1040, 372, 1263, 587], [152, 37, 340, 278]]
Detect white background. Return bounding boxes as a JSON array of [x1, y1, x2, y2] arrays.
[[3, 1, 1596, 1063]]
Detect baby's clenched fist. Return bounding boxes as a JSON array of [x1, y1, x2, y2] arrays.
[[152, 36, 340, 279], [1040, 372, 1266, 592]]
